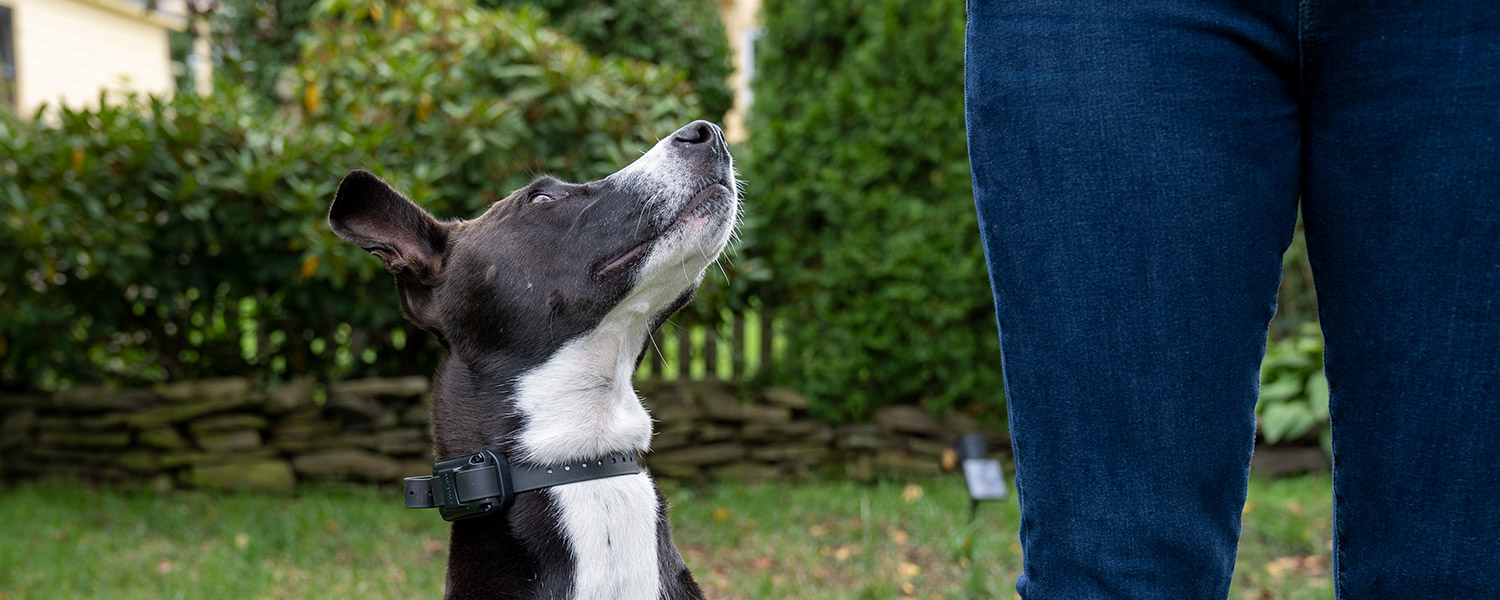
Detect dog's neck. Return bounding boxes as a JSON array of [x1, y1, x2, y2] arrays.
[[429, 293, 665, 461], [429, 297, 669, 600], [508, 297, 658, 464]]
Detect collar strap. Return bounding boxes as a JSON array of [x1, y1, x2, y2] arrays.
[[403, 450, 641, 521]]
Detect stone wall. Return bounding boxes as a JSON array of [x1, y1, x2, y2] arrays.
[[0, 377, 1002, 492]]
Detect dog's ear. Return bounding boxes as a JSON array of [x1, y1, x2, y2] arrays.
[[330, 170, 447, 273], [330, 170, 449, 330]]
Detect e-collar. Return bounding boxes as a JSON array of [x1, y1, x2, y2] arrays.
[[403, 450, 642, 521]]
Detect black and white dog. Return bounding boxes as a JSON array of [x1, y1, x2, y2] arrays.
[[329, 121, 737, 599]]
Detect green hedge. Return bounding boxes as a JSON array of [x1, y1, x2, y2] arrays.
[[212, 0, 733, 122], [482, 0, 735, 121], [0, 0, 703, 389], [743, 0, 999, 420]]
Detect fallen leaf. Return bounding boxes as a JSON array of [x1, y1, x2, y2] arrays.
[[1302, 555, 1329, 573], [234, 532, 250, 549], [892, 529, 909, 547], [712, 508, 730, 522], [1266, 556, 1299, 579], [898, 561, 921, 578], [902, 484, 924, 504], [834, 546, 851, 561], [156, 559, 173, 575]]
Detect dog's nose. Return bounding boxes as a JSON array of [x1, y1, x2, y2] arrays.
[[671, 120, 723, 147]]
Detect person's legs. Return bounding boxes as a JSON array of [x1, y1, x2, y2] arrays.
[[1301, 3, 1500, 596], [965, 0, 1301, 597]]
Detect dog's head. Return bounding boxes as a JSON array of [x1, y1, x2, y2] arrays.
[[330, 121, 738, 365], [332, 121, 736, 459]]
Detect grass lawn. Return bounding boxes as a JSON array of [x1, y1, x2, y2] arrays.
[[0, 473, 1332, 599]]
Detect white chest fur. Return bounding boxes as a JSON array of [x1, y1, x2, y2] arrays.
[[548, 474, 662, 599], [510, 299, 655, 465], [511, 296, 669, 599]]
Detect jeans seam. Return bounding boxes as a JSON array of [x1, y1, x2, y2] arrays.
[[1298, 2, 1343, 597]]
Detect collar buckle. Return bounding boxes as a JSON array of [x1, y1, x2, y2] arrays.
[[404, 450, 514, 522]]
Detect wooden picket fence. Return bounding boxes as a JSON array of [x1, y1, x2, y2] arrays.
[[634, 306, 780, 382]]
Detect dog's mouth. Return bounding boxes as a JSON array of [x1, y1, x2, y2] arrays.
[[592, 182, 731, 280], [595, 241, 651, 279], [679, 183, 729, 224]]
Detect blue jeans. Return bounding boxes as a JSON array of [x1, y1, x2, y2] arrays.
[[965, 1, 1500, 597]]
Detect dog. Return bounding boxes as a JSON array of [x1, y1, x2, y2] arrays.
[[329, 120, 737, 599]]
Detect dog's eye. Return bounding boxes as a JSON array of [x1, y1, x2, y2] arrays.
[[529, 193, 555, 204]]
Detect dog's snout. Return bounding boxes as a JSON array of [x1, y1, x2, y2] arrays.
[[671, 120, 724, 148]]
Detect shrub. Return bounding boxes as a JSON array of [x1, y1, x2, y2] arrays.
[[743, 0, 999, 420], [0, 0, 703, 389], [482, 0, 735, 121], [209, 0, 322, 100], [1257, 323, 1331, 452], [211, 0, 733, 122]]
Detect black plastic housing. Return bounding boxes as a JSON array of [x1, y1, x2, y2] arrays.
[[434, 450, 514, 522]]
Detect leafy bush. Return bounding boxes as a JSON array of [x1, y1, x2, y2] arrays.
[[290, 0, 701, 203], [1256, 323, 1331, 451], [742, 0, 998, 420], [483, 0, 735, 121], [208, 0, 322, 100], [211, 0, 733, 122], [0, 0, 703, 389]]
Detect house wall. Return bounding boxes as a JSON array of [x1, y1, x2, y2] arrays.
[[717, 0, 760, 144], [3, 0, 185, 115]]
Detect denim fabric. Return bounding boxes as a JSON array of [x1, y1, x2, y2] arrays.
[[965, 1, 1500, 598]]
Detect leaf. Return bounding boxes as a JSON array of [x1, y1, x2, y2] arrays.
[[1258, 374, 1303, 405], [300, 255, 320, 280], [1260, 403, 1317, 444], [302, 82, 322, 114], [1306, 371, 1330, 420]]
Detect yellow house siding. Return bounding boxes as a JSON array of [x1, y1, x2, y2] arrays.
[[717, 0, 760, 144], [8, 0, 181, 114]]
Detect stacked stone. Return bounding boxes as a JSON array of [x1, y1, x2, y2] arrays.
[[639, 381, 997, 482], [0, 376, 1006, 492], [0, 376, 433, 493]]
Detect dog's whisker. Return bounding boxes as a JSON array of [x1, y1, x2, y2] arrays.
[[631, 194, 658, 238], [647, 330, 666, 364], [567, 196, 604, 234]]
